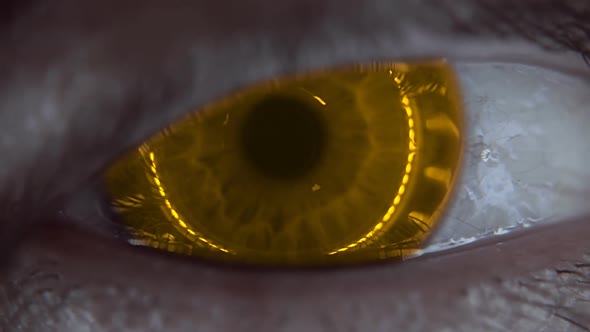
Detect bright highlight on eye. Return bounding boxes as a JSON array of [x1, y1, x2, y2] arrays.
[[103, 61, 463, 266]]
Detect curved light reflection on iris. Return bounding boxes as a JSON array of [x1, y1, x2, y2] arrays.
[[103, 60, 464, 267]]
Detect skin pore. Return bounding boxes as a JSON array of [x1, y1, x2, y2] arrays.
[[1, 0, 590, 331]]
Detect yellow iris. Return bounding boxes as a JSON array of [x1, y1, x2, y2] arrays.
[[104, 60, 463, 266]]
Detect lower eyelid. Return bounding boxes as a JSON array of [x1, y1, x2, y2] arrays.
[[5, 213, 590, 331], [12, 212, 589, 285]]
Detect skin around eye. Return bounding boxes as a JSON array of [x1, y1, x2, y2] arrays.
[[2, 0, 590, 331], [102, 61, 464, 266]]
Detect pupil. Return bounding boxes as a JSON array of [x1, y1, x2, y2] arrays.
[[239, 95, 327, 180]]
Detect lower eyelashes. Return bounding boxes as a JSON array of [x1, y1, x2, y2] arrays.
[[101, 60, 463, 267]]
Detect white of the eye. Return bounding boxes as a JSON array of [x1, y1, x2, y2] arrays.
[[416, 62, 590, 255]]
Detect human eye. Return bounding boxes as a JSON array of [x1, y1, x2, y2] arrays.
[[2, 1, 590, 332], [91, 58, 590, 269], [97, 61, 465, 267]]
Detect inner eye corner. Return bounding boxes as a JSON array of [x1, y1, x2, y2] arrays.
[[99, 59, 465, 268]]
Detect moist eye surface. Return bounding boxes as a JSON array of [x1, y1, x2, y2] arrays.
[[103, 60, 464, 267]]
